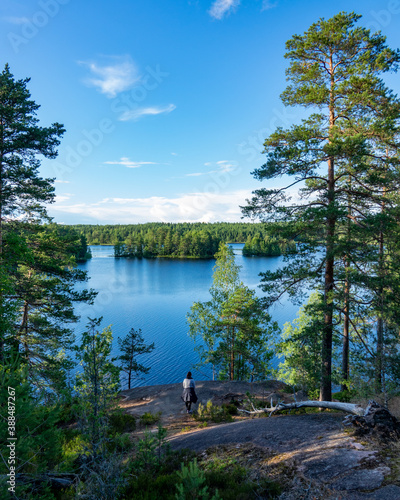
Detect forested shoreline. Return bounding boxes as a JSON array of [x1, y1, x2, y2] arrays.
[[67, 222, 297, 258]]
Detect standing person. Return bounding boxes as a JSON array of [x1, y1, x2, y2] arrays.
[[181, 371, 198, 413]]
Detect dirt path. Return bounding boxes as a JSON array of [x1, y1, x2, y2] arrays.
[[119, 381, 400, 499]]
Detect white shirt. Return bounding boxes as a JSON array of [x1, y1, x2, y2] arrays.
[[183, 378, 195, 389]]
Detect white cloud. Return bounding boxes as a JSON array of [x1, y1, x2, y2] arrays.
[[186, 160, 238, 177], [50, 190, 252, 224], [79, 55, 140, 98], [104, 157, 159, 169], [55, 193, 73, 203], [216, 160, 236, 172], [55, 180, 70, 184], [261, 0, 278, 11], [119, 104, 176, 122], [208, 0, 240, 19]]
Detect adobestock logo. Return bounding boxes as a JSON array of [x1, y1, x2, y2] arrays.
[[8, 0, 71, 54], [365, 1, 400, 31]]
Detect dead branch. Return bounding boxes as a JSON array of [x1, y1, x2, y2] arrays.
[[239, 400, 366, 417]]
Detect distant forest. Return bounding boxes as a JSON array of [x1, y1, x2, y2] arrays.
[[67, 222, 297, 258]]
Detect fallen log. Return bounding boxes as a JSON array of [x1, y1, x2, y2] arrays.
[[239, 399, 365, 416], [239, 399, 400, 439]]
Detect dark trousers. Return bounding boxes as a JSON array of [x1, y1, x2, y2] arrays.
[[185, 401, 192, 411]]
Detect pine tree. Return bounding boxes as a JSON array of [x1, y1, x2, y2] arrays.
[[243, 12, 400, 400], [188, 243, 276, 380], [116, 328, 155, 389], [74, 318, 120, 461], [0, 64, 64, 247], [0, 63, 64, 362]]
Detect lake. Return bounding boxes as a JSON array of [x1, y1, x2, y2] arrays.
[[75, 244, 301, 388]]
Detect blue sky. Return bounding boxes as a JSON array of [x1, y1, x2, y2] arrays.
[[1, 0, 400, 224]]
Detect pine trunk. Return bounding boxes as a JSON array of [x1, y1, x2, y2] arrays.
[[320, 56, 335, 402]]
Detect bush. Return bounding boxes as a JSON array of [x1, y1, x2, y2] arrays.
[[108, 410, 136, 434], [333, 389, 358, 403], [107, 432, 134, 453], [176, 459, 221, 500], [204, 464, 281, 499], [139, 411, 162, 426], [222, 403, 239, 415], [193, 401, 233, 423], [124, 471, 180, 499]]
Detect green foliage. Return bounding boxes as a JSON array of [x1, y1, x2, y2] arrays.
[[201, 456, 282, 500], [333, 389, 358, 403], [116, 327, 155, 389], [68, 221, 284, 259], [139, 411, 162, 426], [0, 357, 63, 478], [188, 243, 277, 381], [222, 403, 239, 415], [108, 410, 137, 434], [107, 432, 134, 453], [8, 222, 95, 392], [193, 400, 233, 423], [74, 318, 120, 460], [0, 64, 64, 225], [133, 424, 170, 471], [176, 458, 221, 500], [244, 391, 267, 411], [243, 234, 297, 257], [242, 12, 400, 399], [276, 293, 337, 393]]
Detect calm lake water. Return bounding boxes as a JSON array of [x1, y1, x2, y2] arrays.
[[75, 244, 301, 388]]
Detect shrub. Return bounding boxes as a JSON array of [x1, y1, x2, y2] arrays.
[[108, 410, 136, 434], [333, 389, 358, 403], [193, 401, 233, 423], [222, 403, 239, 415], [140, 411, 162, 426], [176, 459, 221, 500], [107, 432, 134, 453]]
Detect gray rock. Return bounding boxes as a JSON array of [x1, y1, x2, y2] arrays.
[[331, 467, 390, 491], [300, 448, 376, 481], [340, 485, 400, 499]]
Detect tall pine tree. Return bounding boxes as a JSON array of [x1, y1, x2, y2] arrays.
[[243, 12, 400, 400]]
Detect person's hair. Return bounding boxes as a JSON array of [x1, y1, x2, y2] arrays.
[[186, 371, 192, 379]]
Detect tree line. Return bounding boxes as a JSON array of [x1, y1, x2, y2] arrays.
[[68, 222, 297, 258]]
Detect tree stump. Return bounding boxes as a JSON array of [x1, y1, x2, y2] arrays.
[[343, 400, 400, 440]]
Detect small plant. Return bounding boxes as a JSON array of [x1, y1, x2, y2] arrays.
[[222, 403, 239, 415], [133, 429, 158, 470], [108, 432, 134, 453], [140, 411, 162, 426], [133, 424, 170, 471], [181, 426, 191, 433], [108, 410, 136, 434], [175, 458, 221, 500], [193, 400, 233, 423]]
